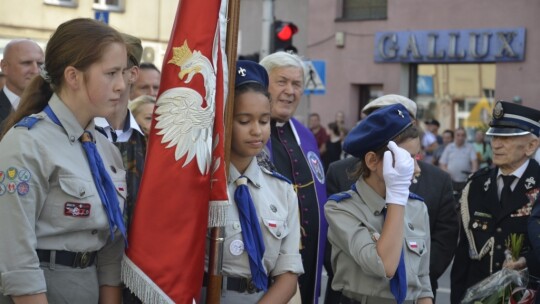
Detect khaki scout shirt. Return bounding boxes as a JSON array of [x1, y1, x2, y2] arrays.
[[210, 158, 304, 279], [325, 178, 433, 301], [0, 94, 127, 296]]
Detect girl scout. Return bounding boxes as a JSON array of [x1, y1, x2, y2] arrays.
[[0, 18, 128, 303], [203, 60, 303, 303], [325, 104, 433, 304]]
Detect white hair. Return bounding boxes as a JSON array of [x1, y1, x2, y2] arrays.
[[259, 51, 305, 81]]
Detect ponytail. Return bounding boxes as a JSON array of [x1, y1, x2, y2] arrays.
[[1, 76, 53, 139]]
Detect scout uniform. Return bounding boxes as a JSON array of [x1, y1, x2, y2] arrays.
[[324, 104, 433, 304], [203, 159, 304, 303], [0, 95, 127, 303], [325, 180, 432, 303], [451, 101, 540, 303]]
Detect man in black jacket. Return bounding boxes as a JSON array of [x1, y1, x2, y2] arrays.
[[324, 94, 459, 303]]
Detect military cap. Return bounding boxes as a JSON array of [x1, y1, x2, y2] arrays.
[[486, 101, 540, 137], [235, 60, 269, 89], [362, 94, 418, 119], [121, 33, 143, 67], [344, 103, 413, 158]]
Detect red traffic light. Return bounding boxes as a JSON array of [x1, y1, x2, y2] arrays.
[[277, 23, 298, 41]]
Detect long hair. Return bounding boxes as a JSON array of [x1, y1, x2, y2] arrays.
[[1, 18, 124, 138]]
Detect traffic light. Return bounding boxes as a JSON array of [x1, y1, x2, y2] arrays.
[[272, 20, 298, 53]]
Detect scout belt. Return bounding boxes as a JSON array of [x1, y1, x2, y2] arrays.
[[203, 273, 262, 294], [37, 249, 97, 268]]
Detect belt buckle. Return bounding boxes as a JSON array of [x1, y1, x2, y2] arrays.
[[246, 279, 257, 294], [73, 252, 91, 268]]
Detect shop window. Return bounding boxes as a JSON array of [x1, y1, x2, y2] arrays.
[[44, 0, 77, 7], [342, 0, 387, 21], [93, 0, 124, 12]]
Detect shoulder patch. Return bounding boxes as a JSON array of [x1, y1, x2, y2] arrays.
[[328, 192, 352, 203], [469, 166, 491, 180], [14, 115, 44, 130], [409, 192, 424, 202], [261, 167, 292, 184]]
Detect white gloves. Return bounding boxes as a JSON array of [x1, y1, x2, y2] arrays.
[[383, 141, 414, 206]]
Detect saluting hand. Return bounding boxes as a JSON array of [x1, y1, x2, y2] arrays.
[[383, 141, 414, 206]]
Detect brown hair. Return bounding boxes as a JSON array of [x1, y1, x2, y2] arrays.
[[348, 125, 420, 180], [1, 18, 124, 138]]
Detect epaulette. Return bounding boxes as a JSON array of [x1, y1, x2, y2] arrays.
[[261, 167, 292, 184], [328, 192, 352, 203], [409, 192, 424, 202], [14, 114, 44, 130], [468, 166, 491, 181]]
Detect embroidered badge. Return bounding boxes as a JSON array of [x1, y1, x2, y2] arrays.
[[0, 171, 4, 183], [484, 178, 491, 191], [409, 241, 418, 249], [473, 211, 492, 219], [16, 182, 29, 196], [64, 202, 91, 217], [525, 177, 536, 190], [0, 184, 6, 196], [7, 167, 17, 180], [18, 169, 31, 182], [526, 188, 539, 204], [270, 204, 277, 213], [7, 182, 16, 194], [306, 151, 325, 184], [397, 109, 404, 118]]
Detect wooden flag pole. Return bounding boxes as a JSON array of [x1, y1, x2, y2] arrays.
[[206, 0, 241, 302]]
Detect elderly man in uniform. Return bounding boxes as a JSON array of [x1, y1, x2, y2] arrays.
[[259, 51, 327, 304], [324, 94, 458, 303], [451, 101, 540, 303]]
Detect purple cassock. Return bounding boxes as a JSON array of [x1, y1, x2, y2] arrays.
[[266, 117, 327, 304]]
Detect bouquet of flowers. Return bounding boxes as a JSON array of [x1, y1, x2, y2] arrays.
[[461, 234, 537, 304]]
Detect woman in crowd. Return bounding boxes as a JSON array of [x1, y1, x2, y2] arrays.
[[325, 104, 433, 304], [202, 60, 303, 303], [128, 94, 155, 137], [0, 18, 128, 303]]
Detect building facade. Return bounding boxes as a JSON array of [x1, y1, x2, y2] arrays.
[[306, 0, 540, 132]]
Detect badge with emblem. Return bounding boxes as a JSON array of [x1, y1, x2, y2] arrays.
[[307, 151, 325, 184], [397, 109, 404, 118], [0, 184, 6, 196], [472, 221, 479, 229], [484, 178, 491, 191], [230, 239, 244, 256], [64, 202, 91, 217], [270, 204, 277, 213], [525, 176, 535, 190], [0, 171, 4, 183], [16, 182, 29, 196], [493, 101, 504, 119], [7, 182, 16, 194], [18, 168, 31, 182], [7, 167, 17, 180]]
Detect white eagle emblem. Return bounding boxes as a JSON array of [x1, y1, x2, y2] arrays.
[[154, 39, 219, 175]]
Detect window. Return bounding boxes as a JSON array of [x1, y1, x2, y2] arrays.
[[93, 0, 125, 12], [342, 0, 387, 21], [44, 0, 77, 7]]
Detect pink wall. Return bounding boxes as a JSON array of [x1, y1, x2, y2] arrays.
[[306, 0, 540, 130]]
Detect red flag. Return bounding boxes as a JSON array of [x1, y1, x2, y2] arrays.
[[122, 0, 229, 303]]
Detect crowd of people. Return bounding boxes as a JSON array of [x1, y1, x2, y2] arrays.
[[0, 17, 540, 304]]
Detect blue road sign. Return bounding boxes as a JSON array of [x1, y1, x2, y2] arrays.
[[95, 11, 109, 24], [304, 60, 326, 95]]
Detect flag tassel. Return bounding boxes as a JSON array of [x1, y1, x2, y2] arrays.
[[122, 256, 175, 304], [208, 200, 230, 227]]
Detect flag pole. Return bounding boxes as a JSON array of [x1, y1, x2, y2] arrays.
[[206, 0, 241, 302]]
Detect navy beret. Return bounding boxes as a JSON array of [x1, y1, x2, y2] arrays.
[[343, 103, 413, 158], [235, 60, 269, 89], [486, 101, 540, 137]]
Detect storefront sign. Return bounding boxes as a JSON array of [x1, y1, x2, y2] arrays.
[[375, 28, 525, 63]]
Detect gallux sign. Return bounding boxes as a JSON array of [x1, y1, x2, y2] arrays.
[[375, 27, 525, 63]]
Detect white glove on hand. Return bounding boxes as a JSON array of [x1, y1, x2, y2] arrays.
[[383, 141, 414, 206]]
